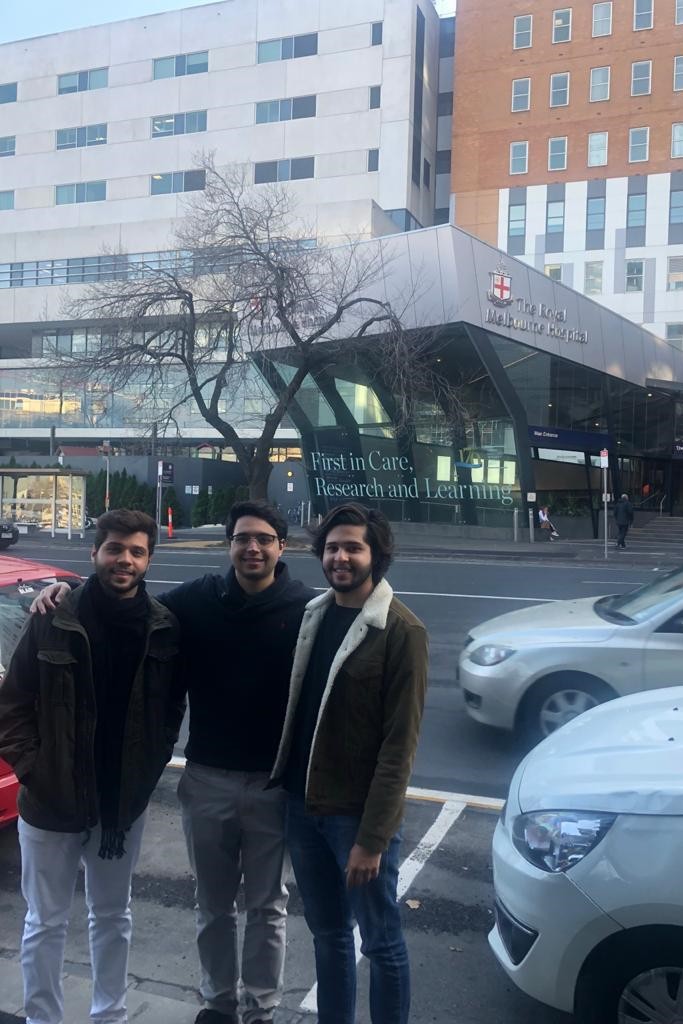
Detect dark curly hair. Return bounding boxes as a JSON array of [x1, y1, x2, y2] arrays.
[[312, 503, 394, 583], [94, 509, 157, 555], [225, 500, 288, 541]]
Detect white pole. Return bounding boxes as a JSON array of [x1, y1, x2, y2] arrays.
[[513, 508, 518, 543], [67, 475, 73, 541], [105, 455, 110, 512], [603, 467, 608, 560], [528, 507, 535, 543]]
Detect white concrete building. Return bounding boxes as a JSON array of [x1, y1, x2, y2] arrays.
[[0, 0, 453, 346]]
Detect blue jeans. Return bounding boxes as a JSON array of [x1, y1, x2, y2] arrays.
[[286, 796, 409, 1024]]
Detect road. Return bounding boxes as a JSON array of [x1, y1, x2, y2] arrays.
[[16, 534, 655, 796], [0, 538, 656, 1023]]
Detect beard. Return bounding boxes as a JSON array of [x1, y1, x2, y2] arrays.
[[324, 563, 373, 594]]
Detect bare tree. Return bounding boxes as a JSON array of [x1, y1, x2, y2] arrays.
[[55, 157, 403, 497]]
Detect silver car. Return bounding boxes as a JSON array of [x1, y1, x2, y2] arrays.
[[459, 566, 683, 741]]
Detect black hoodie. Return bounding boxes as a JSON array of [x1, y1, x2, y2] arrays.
[[159, 562, 314, 772]]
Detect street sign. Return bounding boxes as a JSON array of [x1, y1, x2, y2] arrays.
[[157, 460, 174, 484], [600, 448, 609, 469]]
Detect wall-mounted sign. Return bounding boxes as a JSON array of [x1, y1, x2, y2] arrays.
[[526, 492, 536, 502], [486, 262, 588, 344], [528, 425, 611, 451]]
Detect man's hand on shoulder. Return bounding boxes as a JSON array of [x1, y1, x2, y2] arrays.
[[345, 844, 382, 888], [30, 582, 70, 615]]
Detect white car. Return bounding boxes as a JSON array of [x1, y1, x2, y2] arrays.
[[459, 566, 683, 741], [490, 687, 683, 1023]]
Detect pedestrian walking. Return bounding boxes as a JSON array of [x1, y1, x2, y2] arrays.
[[614, 493, 634, 548], [0, 509, 184, 1024], [272, 503, 429, 1024], [30, 499, 313, 1024], [538, 504, 560, 540]]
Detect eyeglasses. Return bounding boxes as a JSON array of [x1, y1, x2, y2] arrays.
[[228, 532, 280, 547]]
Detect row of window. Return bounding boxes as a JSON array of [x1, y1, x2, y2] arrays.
[[545, 256, 683, 306], [511, 58, 683, 112], [513, 1, 683, 48], [0, 21, 387, 105], [509, 124, 683, 174], [508, 189, 683, 240]]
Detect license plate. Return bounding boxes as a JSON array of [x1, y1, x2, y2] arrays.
[[1, 531, 12, 539]]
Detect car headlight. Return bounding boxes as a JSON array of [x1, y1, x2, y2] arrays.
[[512, 810, 616, 873], [469, 644, 516, 666]]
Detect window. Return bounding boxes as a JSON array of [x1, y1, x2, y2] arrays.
[[437, 91, 453, 116], [545, 264, 562, 281], [634, 0, 653, 29], [675, 56, 683, 91], [368, 148, 379, 172], [587, 195, 606, 230], [626, 259, 644, 291], [56, 124, 107, 150], [509, 203, 526, 237], [253, 157, 315, 184], [256, 96, 316, 123], [510, 140, 528, 174], [546, 200, 565, 233], [588, 131, 608, 165], [439, 17, 455, 57], [0, 191, 14, 211], [666, 324, 683, 344], [548, 136, 567, 170], [257, 33, 318, 63], [57, 68, 107, 94], [0, 82, 17, 104], [667, 257, 683, 290], [590, 66, 610, 102], [435, 150, 452, 174], [0, 136, 15, 157], [150, 170, 206, 195], [631, 60, 652, 96], [627, 192, 647, 227], [153, 51, 208, 79], [371, 22, 383, 45], [55, 181, 106, 205], [593, 2, 612, 35], [677, 0, 683, 24], [673, 123, 683, 158], [151, 110, 207, 138], [629, 126, 650, 162], [550, 72, 570, 106], [369, 85, 381, 109], [552, 9, 572, 42], [671, 190, 683, 224], [423, 158, 431, 187], [513, 14, 532, 48], [511, 78, 531, 111], [584, 261, 603, 294]]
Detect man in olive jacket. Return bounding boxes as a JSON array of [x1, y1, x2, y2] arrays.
[[271, 503, 428, 1024], [0, 509, 184, 1024]]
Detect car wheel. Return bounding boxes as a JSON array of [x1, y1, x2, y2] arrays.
[[0, 540, 11, 551], [576, 942, 683, 1024], [519, 674, 613, 743]]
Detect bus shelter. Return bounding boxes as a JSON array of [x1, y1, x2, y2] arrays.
[[0, 469, 88, 539]]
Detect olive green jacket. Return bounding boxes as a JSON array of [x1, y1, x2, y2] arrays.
[[0, 585, 184, 832], [271, 578, 428, 853]]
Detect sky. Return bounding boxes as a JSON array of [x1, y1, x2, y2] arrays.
[[0, 0, 456, 44]]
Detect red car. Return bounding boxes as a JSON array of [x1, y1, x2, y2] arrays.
[[0, 554, 81, 827]]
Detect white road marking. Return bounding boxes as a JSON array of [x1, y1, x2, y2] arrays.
[[391, 589, 555, 602], [581, 579, 642, 586], [300, 798, 466, 1014]]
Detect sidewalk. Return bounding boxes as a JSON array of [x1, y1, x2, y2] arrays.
[[0, 955, 313, 1024]]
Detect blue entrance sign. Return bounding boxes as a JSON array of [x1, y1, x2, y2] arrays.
[[528, 425, 611, 451]]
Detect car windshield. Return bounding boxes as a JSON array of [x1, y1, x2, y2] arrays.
[[595, 566, 683, 625], [0, 577, 72, 674]]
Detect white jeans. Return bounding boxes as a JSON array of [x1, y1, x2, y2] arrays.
[[18, 814, 146, 1024]]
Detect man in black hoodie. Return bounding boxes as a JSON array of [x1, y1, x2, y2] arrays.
[[160, 500, 313, 1024]]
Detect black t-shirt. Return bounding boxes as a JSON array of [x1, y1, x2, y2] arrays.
[[284, 602, 360, 797]]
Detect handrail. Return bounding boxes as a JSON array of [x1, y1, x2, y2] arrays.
[[660, 495, 667, 517]]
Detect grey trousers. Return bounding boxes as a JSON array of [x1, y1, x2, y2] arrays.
[[178, 762, 288, 1024]]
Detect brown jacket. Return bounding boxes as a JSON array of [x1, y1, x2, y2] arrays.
[[271, 579, 428, 853], [0, 585, 184, 832]]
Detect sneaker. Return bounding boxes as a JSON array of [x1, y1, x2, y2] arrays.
[[195, 1010, 239, 1024]]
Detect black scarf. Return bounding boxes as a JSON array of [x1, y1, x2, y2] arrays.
[[78, 575, 149, 858]]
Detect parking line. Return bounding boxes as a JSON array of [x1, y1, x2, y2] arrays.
[[299, 798, 466, 1014]]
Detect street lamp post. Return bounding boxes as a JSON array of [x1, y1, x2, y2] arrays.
[[103, 440, 111, 511]]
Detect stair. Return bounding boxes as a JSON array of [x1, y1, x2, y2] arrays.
[[626, 516, 683, 559]]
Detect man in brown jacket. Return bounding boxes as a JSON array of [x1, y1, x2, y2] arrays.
[[271, 503, 428, 1024], [0, 509, 184, 1024]]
